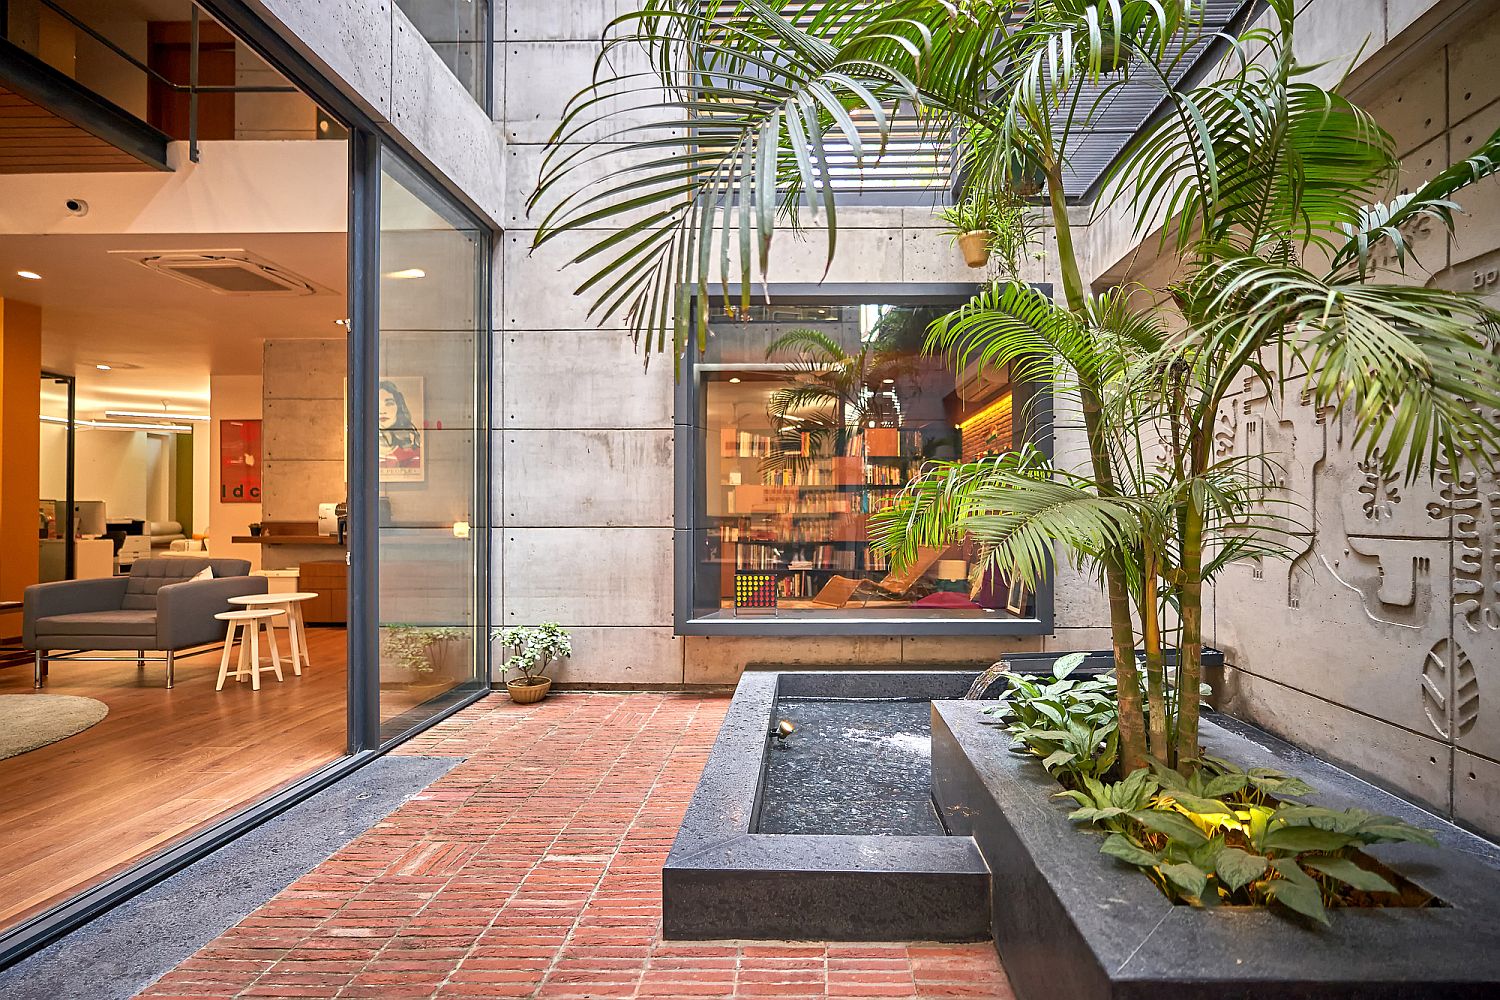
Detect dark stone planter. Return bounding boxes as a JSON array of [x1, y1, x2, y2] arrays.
[[662, 670, 990, 942], [932, 701, 1500, 1000]]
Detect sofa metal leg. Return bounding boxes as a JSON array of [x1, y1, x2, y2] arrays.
[[34, 651, 45, 689], [166, 650, 175, 689], [138, 652, 145, 673]]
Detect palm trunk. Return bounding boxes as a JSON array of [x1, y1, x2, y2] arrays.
[[1176, 461, 1206, 766], [1046, 159, 1148, 774], [1139, 543, 1169, 766]]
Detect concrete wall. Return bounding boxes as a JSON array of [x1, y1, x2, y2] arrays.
[[241, 0, 505, 226], [494, 2, 1110, 688], [260, 339, 345, 570]]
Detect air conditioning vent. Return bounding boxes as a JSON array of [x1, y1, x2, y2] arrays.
[[110, 249, 321, 296]]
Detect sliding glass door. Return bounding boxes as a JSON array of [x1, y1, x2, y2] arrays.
[[374, 153, 488, 740]]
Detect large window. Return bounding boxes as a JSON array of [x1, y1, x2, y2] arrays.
[[677, 287, 1052, 635], [376, 153, 488, 739]]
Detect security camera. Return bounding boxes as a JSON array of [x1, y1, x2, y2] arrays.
[[65, 199, 89, 217]]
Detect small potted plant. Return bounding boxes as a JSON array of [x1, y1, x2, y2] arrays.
[[938, 192, 995, 268], [493, 622, 571, 704]]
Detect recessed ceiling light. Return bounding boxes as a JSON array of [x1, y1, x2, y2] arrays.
[[882, 378, 895, 384], [95, 364, 112, 371], [17, 270, 41, 280], [385, 268, 426, 280], [728, 376, 742, 383]]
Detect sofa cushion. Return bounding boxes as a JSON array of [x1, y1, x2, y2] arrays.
[[38, 609, 157, 637], [121, 558, 251, 610]]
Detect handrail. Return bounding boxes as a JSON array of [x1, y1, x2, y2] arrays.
[[30, 0, 302, 163]]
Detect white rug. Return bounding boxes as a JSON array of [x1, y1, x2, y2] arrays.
[[0, 695, 109, 760]]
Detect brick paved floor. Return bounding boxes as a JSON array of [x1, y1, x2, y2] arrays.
[[139, 693, 1012, 999]]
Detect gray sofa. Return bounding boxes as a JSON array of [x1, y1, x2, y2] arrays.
[[24, 557, 267, 689]]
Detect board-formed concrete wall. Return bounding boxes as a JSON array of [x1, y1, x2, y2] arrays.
[[1208, 4, 1500, 839], [492, 1, 1123, 688]]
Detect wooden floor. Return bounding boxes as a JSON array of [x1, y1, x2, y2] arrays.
[[0, 628, 349, 931]]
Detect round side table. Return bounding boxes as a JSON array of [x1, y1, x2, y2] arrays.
[[214, 608, 286, 691], [227, 592, 319, 674]]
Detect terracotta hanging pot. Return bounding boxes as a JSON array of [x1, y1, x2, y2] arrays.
[[508, 676, 552, 704], [958, 231, 992, 269]]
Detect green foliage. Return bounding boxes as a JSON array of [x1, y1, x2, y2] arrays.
[[381, 626, 470, 675], [1061, 750, 1437, 925], [491, 623, 572, 683], [937, 192, 995, 238], [982, 653, 1121, 781]]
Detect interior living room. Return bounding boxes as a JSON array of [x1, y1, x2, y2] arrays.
[[0, 0, 362, 931]]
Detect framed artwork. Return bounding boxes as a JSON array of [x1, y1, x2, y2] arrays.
[[220, 419, 261, 503], [378, 376, 424, 482], [1005, 575, 1030, 616]]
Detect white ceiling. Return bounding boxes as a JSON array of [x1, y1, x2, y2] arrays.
[[1, 231, 346, 417]]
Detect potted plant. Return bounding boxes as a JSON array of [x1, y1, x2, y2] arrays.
[[493, 622, 570, 704], [937, 193, 995, 268], [381, 625, 472, 683]]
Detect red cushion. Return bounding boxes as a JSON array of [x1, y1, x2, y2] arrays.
[[911, 591, 982, 609]]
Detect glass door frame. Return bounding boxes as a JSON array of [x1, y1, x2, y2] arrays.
[[0, 1, 495, 968], [39, 371, 77, 580], [349, 137, 494, 750]]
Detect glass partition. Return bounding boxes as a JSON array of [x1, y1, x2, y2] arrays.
[[376, 153, 487, 739], [395, 0, 490, 109], [684, 298, 1046, 629]]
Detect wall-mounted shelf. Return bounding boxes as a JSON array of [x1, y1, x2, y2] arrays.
[[231, 535, 343, 545]]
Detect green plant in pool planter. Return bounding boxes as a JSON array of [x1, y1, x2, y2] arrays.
[[492, 622, 571, 685], [382, 625, 470, 675], [982, 651, 1120, 780], [993, 654, 1438, 925]]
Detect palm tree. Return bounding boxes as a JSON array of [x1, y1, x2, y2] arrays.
[[532, 0, 1500, 774]]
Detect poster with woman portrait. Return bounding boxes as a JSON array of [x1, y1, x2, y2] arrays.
[[378, 377, 424, 482]]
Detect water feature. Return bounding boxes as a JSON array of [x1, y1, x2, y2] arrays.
[[964, 659, 1011, 699], [757, 698, 944, 835]]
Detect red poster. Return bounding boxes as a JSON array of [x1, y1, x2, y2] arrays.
[[220, 419, 262, 503]]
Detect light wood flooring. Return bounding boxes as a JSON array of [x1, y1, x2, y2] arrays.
[[0, 628, 349, 931]]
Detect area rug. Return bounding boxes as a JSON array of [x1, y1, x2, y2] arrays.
[[0, 695, 109, 760]]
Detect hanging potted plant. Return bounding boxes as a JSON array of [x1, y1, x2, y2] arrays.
[[938, 193, 995, 268], [492, 622, 571, 704]]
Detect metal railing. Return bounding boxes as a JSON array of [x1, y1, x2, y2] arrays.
[[26, 0, 300, 162]]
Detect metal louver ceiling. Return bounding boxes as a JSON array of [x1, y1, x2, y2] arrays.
[[698, 0, 1256, 200]]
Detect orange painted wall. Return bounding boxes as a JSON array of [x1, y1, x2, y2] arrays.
[[0, 297, 42, 605]]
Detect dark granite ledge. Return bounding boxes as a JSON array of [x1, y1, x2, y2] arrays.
[[934, 700, 1500, 1000]]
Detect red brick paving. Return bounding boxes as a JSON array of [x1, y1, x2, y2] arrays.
[[138, 692, 1012, 999]]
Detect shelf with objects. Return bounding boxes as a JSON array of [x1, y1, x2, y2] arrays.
[[683, 294, 1052, 631]]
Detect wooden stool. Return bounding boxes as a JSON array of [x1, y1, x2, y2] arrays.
[[227, 592, 318, 674], [214, 609, 286, 691]]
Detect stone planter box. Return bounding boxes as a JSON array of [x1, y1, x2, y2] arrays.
[[931, 701, 1500, 1000]]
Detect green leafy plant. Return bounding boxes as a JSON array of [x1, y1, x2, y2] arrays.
[[937, 192, 995, 239], [492, 623, 571, 685], [982, 652, 1121, 781], [1063, 752, 1437, 925], [382, 625, 470, 676]]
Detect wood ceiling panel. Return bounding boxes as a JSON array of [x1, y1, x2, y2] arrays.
[[0, 84, 157, 174]]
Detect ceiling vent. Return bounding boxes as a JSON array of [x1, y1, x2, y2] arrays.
[[110, 249, 322, 296]]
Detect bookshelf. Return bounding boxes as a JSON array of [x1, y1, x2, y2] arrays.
[[710, 426, 918, 604]]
